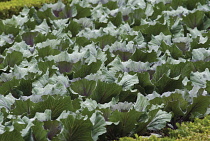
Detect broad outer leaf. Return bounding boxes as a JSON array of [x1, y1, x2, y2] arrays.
[[108, 109, 142, 138], [53, 114, 93, 141], [135, 72, 154, 94], [147, 109, 172, 130], [135, 108, 171, 134], [90, 111, 106, 141], [3, 51, 23, 67], [183, 10, 205, 28], [31, 120, 48, 141], [0, 130, 24, 141], [30, 95, 73, 120], [11, 99, 34, 116], [0, 94, 15, 110], [33, 19, 50, 34], [118, 72, 139, 91], [162, 92, 186, 118], [154, 74, 183, 93], [90, 81, 121, 103], [70, 79, 96, 97], [184, 95, 210, 120], [118, 90, 138, 102], [134, 93, 149, 112], [131, 49, 157, 63], [73, 61, 102, 78]]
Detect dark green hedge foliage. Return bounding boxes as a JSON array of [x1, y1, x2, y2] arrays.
[[119, 115, 210, 141], [0, 0, 71, 19]]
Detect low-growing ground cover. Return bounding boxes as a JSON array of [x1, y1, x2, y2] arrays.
[[0, 0, 210, 140]]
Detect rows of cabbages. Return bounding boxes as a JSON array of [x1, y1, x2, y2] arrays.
[[0, 0, 210, 140]]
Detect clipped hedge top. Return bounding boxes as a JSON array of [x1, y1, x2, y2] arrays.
[[119, 115, 210, 141], [0, 0, 70, 19], [0, 0, 56, 10]]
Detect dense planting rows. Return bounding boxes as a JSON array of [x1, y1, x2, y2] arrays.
[[0, 0, 210, 140]]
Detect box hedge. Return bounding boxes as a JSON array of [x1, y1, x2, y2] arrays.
[[0, 0, 71, 19], [119, 115, 210, 141]]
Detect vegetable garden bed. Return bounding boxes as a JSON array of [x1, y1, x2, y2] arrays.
[[0, 0, 210, 140]]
